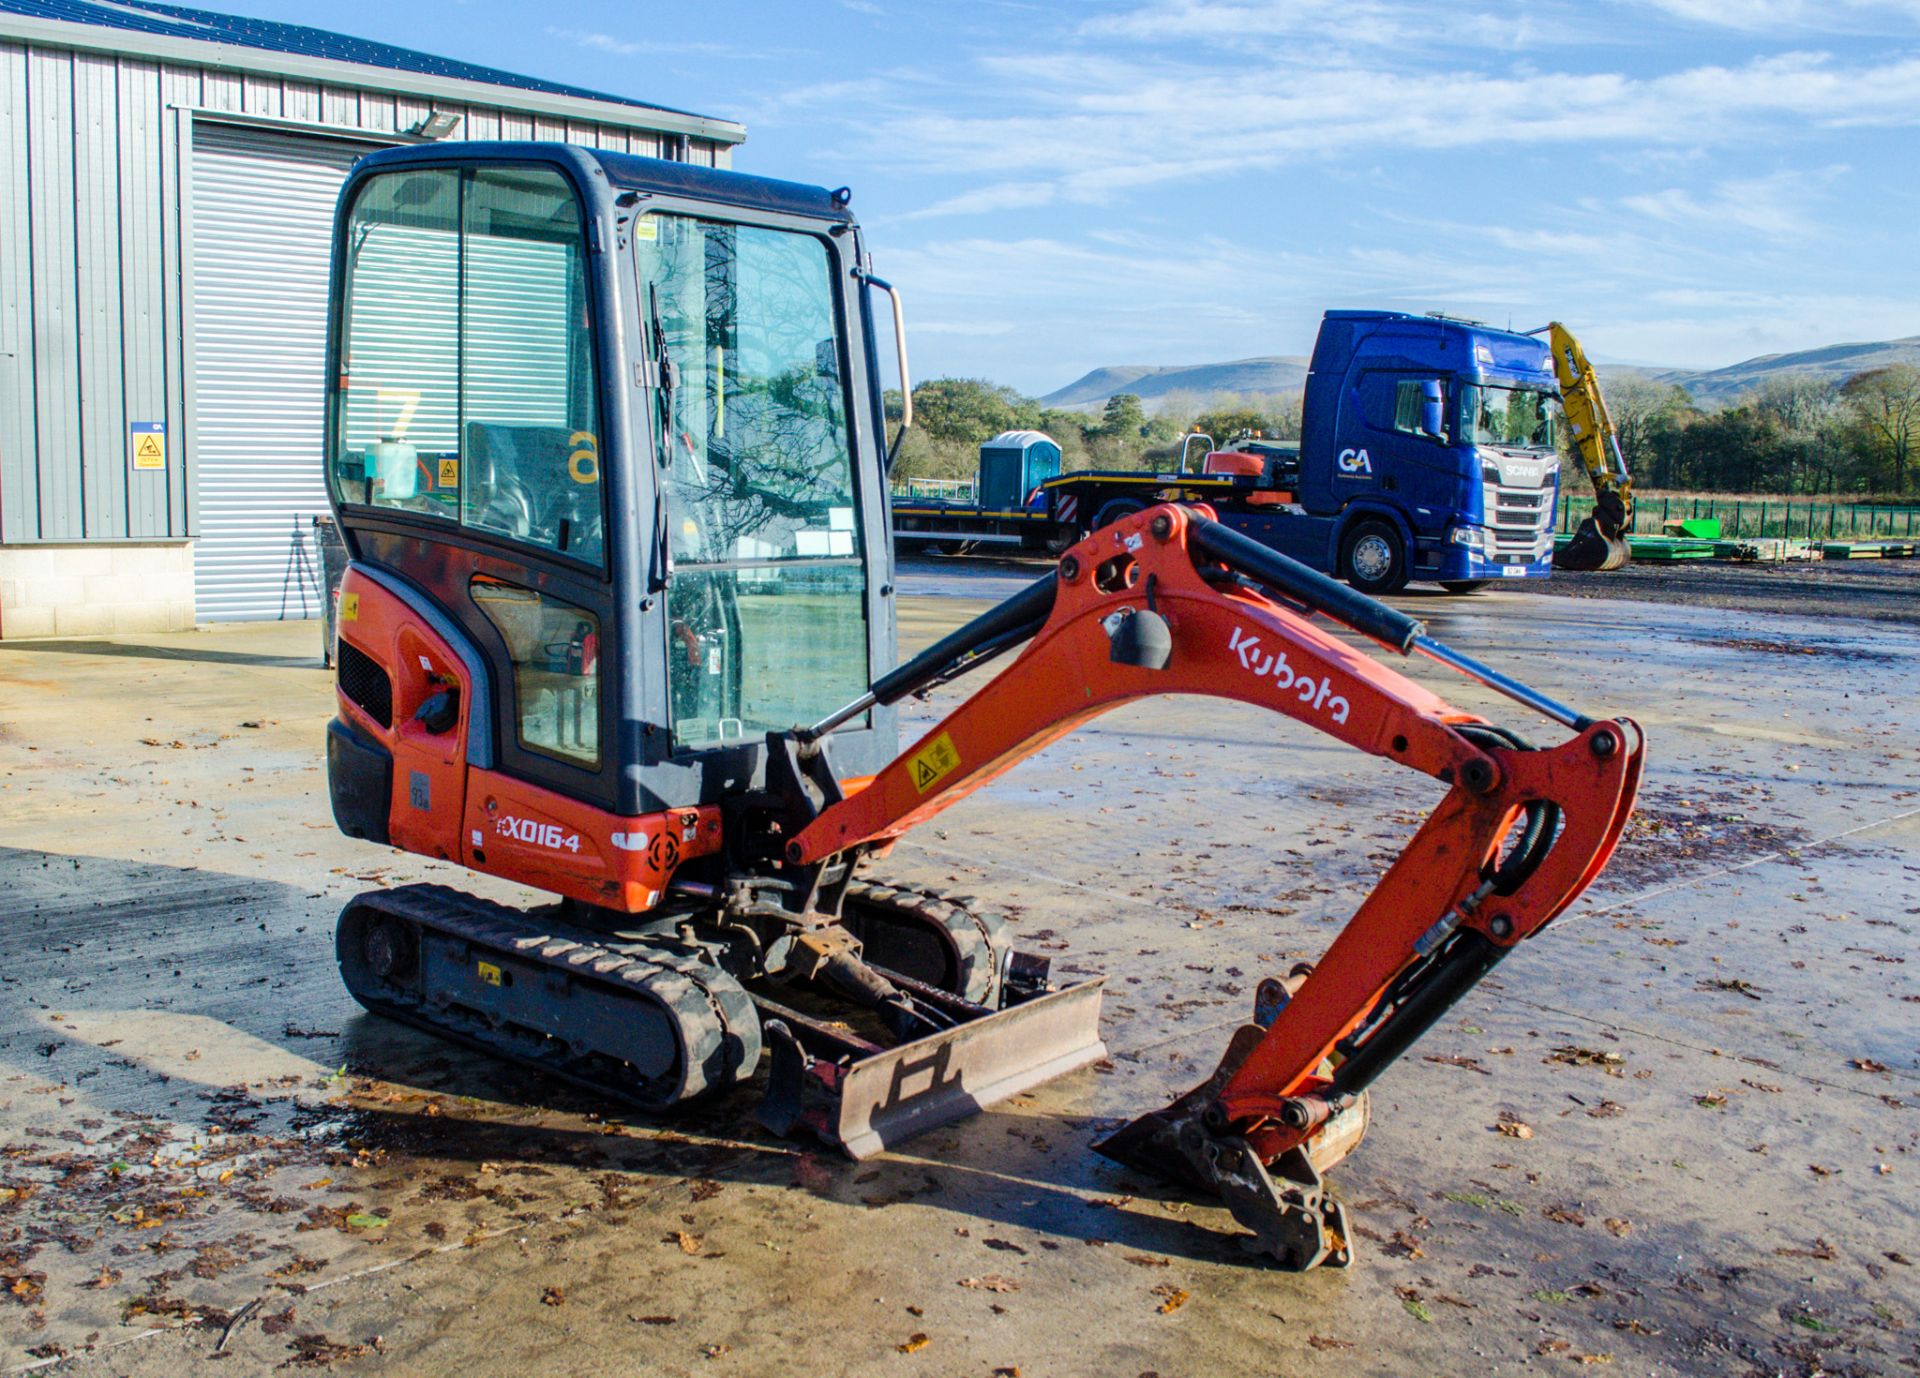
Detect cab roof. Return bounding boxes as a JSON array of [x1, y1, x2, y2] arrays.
[[349, 142, 855, 225]]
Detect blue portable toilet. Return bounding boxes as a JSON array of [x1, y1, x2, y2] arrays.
[[977, 430, 1062, 511]]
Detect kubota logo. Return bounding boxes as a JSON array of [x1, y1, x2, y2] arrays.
[[1337, 447, 1372, 474], [1228, 627, 1351, 724]]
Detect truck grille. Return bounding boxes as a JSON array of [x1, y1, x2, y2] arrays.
[[1483, 481, 1553, 560]]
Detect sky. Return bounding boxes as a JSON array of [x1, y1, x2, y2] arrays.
[[215, 0, 1920, 395]]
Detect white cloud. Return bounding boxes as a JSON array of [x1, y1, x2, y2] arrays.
[[1630, 0, 1920, 31], [851, 50, 1920, 205], [899, 181, 1058, 221]]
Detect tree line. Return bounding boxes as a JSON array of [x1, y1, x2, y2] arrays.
[[888, 364, 1920, 498]]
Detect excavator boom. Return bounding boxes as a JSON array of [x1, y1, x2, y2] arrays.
[[788, 505, 1642, 1266], [1547, 321, 1636, 571]]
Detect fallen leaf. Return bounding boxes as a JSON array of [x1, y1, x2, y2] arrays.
[[1402, 1298, 1432, 1323], [1122, 1254, 1171, 1268], [1775, 1238, 1837, 1260], [701, 1342, 731, 1359], [631, 1315, 676, 1325], [1308, 1335, 1354, 1350], [261, 1307, 297, 1336], [1543, 1205, 1587, 1227], [897, 1332, 931, 1354], [1497, 1119, 1534, 1140], [344, 1213, 387, 1230], [983, 1238, 1028, 1255], [669, 1230, 703, 1254], [541, 1287, 565, 1306], [1849, 1058, 1891, 1073], [1604, 1218, 1632, 1237], [958, 1275, 1020, 1292], [1152, 1285, 1190, 1314]]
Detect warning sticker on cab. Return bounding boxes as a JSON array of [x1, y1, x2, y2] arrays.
[[476, 961, 503, 987], [908, 731, 962, 795]]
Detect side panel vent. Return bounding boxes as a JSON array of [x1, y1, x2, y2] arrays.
[[337, 638, 394, 728]]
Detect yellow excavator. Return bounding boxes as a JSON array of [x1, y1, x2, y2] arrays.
[[1542, 322, 1635, 571]]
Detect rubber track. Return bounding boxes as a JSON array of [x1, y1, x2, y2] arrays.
[[338, 883, 759, 1111], [842, 880, 1009, 1005]]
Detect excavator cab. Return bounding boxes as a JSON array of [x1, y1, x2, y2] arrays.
[[323, 145, 1644, 1270], [325, 145, 902, 825]]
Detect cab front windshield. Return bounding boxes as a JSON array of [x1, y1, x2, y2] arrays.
[[1466, 385, 1556, 450], [639, 214, 870, 749]]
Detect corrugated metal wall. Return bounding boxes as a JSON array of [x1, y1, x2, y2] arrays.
[[189, 122, 366, 620], [0, 36, 731, 551]]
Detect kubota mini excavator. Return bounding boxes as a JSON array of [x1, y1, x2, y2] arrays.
[[1543, 322, 1636, 571], [322, 144, 1644, 1269]]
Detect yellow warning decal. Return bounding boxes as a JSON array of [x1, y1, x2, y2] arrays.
[[437, 457, 459, 488], [476, 961, 503, 987], [908, 731, 962, 795], [634, 217, 658, 242], [339, 592, 360, 622]]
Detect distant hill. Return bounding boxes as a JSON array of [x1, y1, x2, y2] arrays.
[[1632, 336, 1920, 405], [1042, 337, 1920, 411], [1040, 356, 1310, 410]]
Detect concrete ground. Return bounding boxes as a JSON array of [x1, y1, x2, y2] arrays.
[[0, 568, 1915, 1377]]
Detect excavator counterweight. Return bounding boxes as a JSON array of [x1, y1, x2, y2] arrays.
[[321, 143, 1644, 1268]]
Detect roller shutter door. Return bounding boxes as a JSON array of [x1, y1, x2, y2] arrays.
[[190, 123, 381, 620]]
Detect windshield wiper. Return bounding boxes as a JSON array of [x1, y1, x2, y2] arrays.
[[648, 282, 675, 593]]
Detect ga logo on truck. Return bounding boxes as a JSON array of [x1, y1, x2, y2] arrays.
[[1337, 447, 1373, 475]]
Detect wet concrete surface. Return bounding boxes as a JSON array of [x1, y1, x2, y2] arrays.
[[1, 574, 1915, 1376]]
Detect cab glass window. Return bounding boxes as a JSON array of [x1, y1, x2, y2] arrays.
[[330, 166, 603, 566], [470, 577, 600, 767], [636, 215, 868, 748], [1393, 378, 1450, 442]]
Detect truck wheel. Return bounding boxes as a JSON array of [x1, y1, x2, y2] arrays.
[[1439, 580, 1488, 595], [1091, 497, 1146, 532], [1339, 520, 1408, 595]]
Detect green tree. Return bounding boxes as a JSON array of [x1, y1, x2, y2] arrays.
[[909, 378, 1036, 447], [1841, 365, 1920, 492], [1098, 392, 1146, 439]]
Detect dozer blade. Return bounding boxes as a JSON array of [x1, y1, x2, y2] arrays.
[[1557, 514, 1631, 572], [760, 977, 1106, 1160]]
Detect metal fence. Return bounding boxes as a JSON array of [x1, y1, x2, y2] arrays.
[[1558, 494, 1920, 541], [892, 476, 977, 501]]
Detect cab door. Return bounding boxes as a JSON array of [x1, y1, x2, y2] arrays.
[[327, 160, 619, 836]]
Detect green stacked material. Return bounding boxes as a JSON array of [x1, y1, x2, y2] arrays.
[[1823, 540, 1918, 559], [1627, 535, 1715, 561], [1665, 518, 1723, 540]]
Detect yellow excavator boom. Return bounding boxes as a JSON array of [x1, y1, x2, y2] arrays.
[[1546, 321, 1633, 572]]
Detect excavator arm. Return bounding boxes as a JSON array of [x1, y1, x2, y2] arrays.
[[787, 504, 1643, 1267], [1547, 321, 1636, 571]]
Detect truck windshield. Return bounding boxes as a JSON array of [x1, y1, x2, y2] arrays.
[[1466, 385, 1555, 450]]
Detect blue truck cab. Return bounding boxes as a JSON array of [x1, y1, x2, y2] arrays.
[[1231, 311, 1561, 592]]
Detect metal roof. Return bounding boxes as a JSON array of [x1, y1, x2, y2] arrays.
[[0, 0, 743, 140], [981, 430, 1058, 450]]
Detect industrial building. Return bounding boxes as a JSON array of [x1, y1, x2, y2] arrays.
[[0, 0, 743, 635]]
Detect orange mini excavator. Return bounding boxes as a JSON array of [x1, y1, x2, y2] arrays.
[[321, 143, 1643, 1269]]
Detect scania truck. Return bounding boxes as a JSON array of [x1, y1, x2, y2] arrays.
[[892, 310, 1564, 594]]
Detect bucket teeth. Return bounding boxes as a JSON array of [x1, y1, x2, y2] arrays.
[[1095, 1022, 1370, 1270]]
